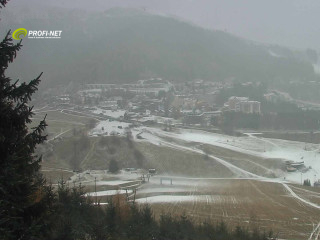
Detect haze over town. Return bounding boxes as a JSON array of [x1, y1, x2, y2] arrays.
[[5, 0, 320, 49], [2, 1, 320, 240]]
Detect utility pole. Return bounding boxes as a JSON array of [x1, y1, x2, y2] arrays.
[[95, 177, 97, 205], [61, 168, 64, 182], [133, 189, 136, 204]]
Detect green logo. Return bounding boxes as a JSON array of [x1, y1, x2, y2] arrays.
[[12, 28, 28, 40]]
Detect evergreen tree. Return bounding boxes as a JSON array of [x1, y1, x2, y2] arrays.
[[109, 159, 119, 173], [303, 179, 311, 186], [0, 1, 50, 239], [105, 200, 117, 237], [51, 180, 92, 240]]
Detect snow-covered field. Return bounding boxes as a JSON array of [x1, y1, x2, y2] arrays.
[[86, 189, 132, 197], [95, 180, 139, 186], [61, 114, 320, 239], [69, 170, 143, 187], [90, 120, 130, 136], [135, 195, 250, 204], [138, 187, 190, 194], [65, 154, 320, 240], [87, 119, 320, 184], [314, 63, 320, 75], [136, 127, 320, 184]]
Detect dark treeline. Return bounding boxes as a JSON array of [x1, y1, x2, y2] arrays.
[[42, 181, 274, 240], [216, 83, 299, 112], [275, 81, 320, 103], [221, 111, 320, 131], [216, 83, 320, 131], [216, 83, 268, 105]]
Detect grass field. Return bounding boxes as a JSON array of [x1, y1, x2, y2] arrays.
[[40, 169, 74, 183], [287, 184, 320, 206], [32, 109, 235, 181], [135, 142, 235, 178], [30, 109, 93, 140], [31, 109, 320, 239], [136, 178, 320, 240], [48, 168, 320, 240], [41, 136, 236, 183], [200, 144, 284, 178], [154, 132, 285, 178]]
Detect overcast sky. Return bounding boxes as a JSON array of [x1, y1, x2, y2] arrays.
[[5, 0, 320, 50]]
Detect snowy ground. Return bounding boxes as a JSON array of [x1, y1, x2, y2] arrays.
[[69, 170, 143, 187], [138, 187, 191, 194], [135, 127, 320, 184], [86, 189, 133, 197], [90, 120, 130, 136], [95, 180, 137, 186], [135, 195, 250, 204], [43, 106, 320, 239], [67, 104, 320, 185], [64, 132, 320, 240]]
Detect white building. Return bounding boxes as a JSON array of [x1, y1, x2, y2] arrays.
[[224, 96, 261, 114], [236, 101, 261, 114], [84, 78, 173, 97], [224, 96, 249, 111]]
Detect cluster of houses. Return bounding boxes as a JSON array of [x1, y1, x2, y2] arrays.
[[52, 78, 264, 127], [83, 78, 173, 97]]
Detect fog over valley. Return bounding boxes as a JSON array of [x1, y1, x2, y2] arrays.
[[5, 0, 320, 49], [2, 1, 320, 240]]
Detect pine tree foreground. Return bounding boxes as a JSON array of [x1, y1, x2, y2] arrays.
[[0, 1, 52, 239]]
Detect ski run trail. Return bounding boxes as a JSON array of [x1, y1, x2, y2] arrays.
[[43, 108, 320, 239], [138, 127, 320, 239]]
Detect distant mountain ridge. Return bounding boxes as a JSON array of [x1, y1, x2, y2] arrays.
[[1, 7, 318, 88]]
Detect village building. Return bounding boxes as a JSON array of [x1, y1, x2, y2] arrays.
[[224, 96, 261, 114]]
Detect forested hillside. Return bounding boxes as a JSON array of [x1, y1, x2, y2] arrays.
[[2, 7, 318, 87]]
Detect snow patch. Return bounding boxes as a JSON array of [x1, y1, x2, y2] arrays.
[[90, 120, 130, 136], [313, 63, 320, 75], [86, 190, 132, 197], [96, 180, 137, 186], [136, 195, 250, 204], [138, 187, 190, 194]]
